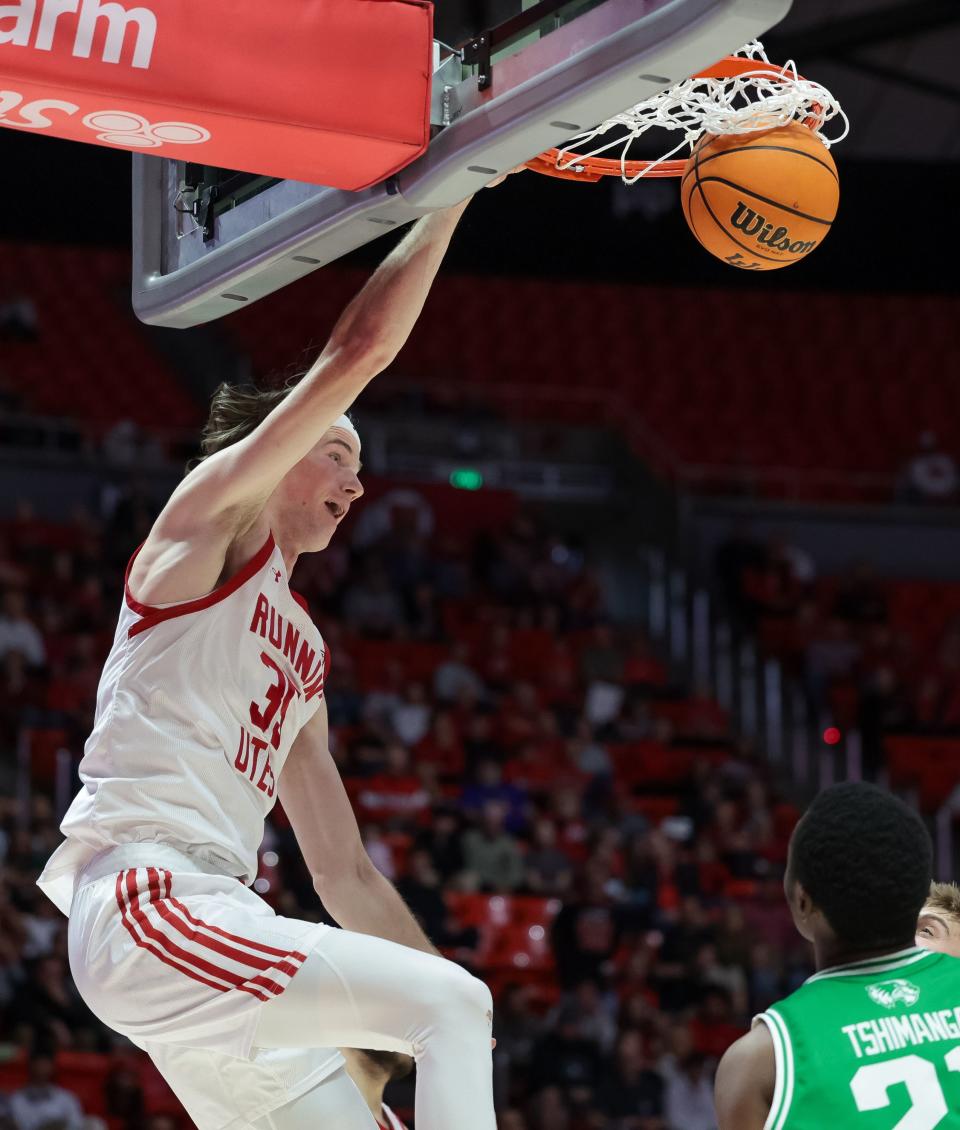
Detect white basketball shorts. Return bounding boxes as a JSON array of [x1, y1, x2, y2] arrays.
[[66, 844, 342, 1130]]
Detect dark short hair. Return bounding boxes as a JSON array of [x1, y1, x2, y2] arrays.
[[789, 782, 932, 948]]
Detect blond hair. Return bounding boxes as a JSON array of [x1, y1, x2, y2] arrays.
[[198, 378, 297, 462], [926, 881, 960, 924]]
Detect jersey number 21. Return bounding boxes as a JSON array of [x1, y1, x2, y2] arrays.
[[851, 1048, 960, 1129]]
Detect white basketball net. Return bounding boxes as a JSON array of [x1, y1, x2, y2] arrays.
[[554, 41, 849, 183]]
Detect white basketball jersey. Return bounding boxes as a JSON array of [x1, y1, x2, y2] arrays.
[[39, 533, 327, 915]]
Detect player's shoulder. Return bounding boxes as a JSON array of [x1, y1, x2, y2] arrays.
[[715, 1022, 776, 1130], [802, 945, 948, 990]]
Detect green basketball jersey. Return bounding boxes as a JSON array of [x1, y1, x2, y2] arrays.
[[757, 946, 960, 1130]]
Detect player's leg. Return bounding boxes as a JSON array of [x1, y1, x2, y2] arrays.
[[250, 1065, 377, 1130], [253, 927, 495, 1130]]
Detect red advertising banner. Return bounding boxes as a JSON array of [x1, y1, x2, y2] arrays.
[[0, 0, 433, 189]]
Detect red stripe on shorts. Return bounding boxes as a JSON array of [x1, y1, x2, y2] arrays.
[[125, 870, 272, 1001], [115, 872, 235, 994], [147, 876, 280, 971], [159, 870, 307, 963]]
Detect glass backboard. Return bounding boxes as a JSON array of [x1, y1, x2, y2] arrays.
[[132, 0, 792, 328]]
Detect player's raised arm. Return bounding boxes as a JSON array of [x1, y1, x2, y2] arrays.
[[714, 1024, 776, 1130], [203, 199, 471, 514], [131, 200, 471, 604]]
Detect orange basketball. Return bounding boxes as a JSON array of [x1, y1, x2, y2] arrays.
[[680, 121, 839, 271]]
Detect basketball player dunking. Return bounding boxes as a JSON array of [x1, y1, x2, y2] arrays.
[[715, 783, 960, 1130], [37, 190, 507, 1130]]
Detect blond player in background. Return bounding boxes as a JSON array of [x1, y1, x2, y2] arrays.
[[917, 881, 960, 957]]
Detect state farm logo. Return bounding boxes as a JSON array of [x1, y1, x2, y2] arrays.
[[83, 110, 209, 148], [0, 0, 157, 69], [0, 92, 209, 149]]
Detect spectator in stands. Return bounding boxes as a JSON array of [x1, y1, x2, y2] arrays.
[[689, 986, 744, 1058], [659, 1051, 716, 1130], [0, 877, 26, 1011], [362, 824, 396, 879], [18, 889, 61, 961], [858, 664, 915, 776], [0, 651, 45, 746], [568, 720, 612, 779], [898, 430, 959, 504], [342, 559, 406, 636], [102, 419, 141, 466], [462, 759, 530, 834], [395, 848, 478, 956], [832, 560, 888, 624], [525, 817, 574, 896], [433, 641, 485, 704], [352, 486, 434, 551], [528, 1004, 604, 1107], [804, 617, 861, 711], [0, 294, 39, 342], [622, 636, 667, 693], [600, 1028, 665, 1128], [462, 711, 501, 771], [9, 1055, 83, 1130], [414, 804, 465, 881], [0, 536, 27, 588], [462, 800, 524, 892], [388, 682, 432, 746], [144, 1117, 178, 1130], [11, 954, 106, 1052], [416, 711, 466, 779], [743, 535, 811, 620], [104, 1059, 146, 1129], [551, 866, 622, 989], [0, 591, 45, 668], [407, 581, 445, 642], [549, 979, 617, 1055], [526, 1086, 571, 1130], [580, 623, 624, 685], [492, 983, 543, 1107], [713, 522, 766, 621], [356, 744, 430, 826], [497, 1109, 529, 1130], [745, 941, 783, 1016]]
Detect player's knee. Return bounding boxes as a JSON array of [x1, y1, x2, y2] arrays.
[[427, 958, 492, 1027]]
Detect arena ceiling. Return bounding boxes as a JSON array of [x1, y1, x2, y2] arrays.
[[766, 0, 960, 161], [439, 0, 960, 163]]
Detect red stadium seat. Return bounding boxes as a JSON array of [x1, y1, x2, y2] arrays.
[[24, 728, 71, 786], [223, 274, 960, 501], [54, 1051, 110, 1115], [0, 1051, 28, 1092]]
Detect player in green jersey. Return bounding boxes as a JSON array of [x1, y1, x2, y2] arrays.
[[715, 782, 960, 1130], [918, 883, 960, 959]]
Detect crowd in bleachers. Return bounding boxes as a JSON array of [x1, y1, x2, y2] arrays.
[[0, 479, 813, 1130], [715, 524, 960, 790], [7, 242, 960, 503]]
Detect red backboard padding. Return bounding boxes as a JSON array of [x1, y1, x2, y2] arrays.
[[0, 0, 433, 189]]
